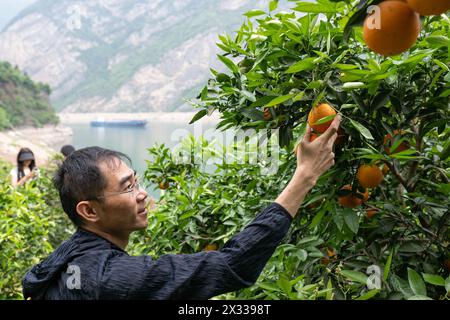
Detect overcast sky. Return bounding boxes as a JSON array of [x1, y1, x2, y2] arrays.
[[0, 0, 37, 31]]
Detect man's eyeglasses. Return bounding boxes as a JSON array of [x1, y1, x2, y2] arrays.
[[87, 172, 148, 201], [96, 180, 146, 199]]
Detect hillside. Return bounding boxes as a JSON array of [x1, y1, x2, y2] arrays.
[[0, 61, 58, 130], [0, 0, 288, 113]]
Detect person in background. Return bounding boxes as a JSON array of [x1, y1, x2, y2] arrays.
[[10, 148, 38, 187], [60, 145, 76, 159]]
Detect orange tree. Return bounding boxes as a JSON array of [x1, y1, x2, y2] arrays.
[[136, 0, 450, 299], [188, 0, 450, 299]]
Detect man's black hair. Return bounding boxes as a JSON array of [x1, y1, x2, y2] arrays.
[[60, 145, 76, 157], [53, 146, 131, 227]]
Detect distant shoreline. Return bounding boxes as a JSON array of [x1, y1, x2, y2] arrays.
[[0, 112, 222, 166], [59, 112, 221, 124]]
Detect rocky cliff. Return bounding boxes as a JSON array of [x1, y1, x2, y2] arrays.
[[0, 0, 280, 113]]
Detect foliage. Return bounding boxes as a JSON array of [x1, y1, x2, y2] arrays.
[[131, 134, 290, 256], [0, 61, 58, 130], [0, 158, 74, 299], [158, 0, 449, 299]]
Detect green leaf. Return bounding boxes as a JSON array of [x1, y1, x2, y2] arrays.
[[309, 210, 326, 229], [398, 242, 425, 253], [269, 0, 278, 12], [258, 282, 281, 292], [408, 295, 433, 300], [391, 275, 414, 299], [340, 270, 368, 285], [240, 108, 265, 121], [250, 95, 277, 108], [290, 275, 305, 286], [422, 274, 445, 287], [445, 276, 450, 293], [293, 2, 339, 13], [243, 9, 266, 18], [286, 58, 316, 73], [189, 110, 207, 124], [383, 250, 393, 281], [425, 36, 449, 48], [217, 55, 239, 74], [407, 268, 427, 297], [355, 289, 380, 300], [326, 279, 333, 300], [343, 210, 359, 234], [266, 94, 293, 107], [349, 119, 374, 140], [241, 90, 256, 102], [277, 275, 292, 295]]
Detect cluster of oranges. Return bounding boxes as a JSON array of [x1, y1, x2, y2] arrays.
[[305, 103, 412, 219], [363, 0, 450, 56]]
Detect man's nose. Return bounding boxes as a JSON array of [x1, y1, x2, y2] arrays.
[[136, 187, 148, 201]]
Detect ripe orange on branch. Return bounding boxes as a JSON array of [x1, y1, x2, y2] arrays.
[[357, 164, 384, 188], [338, 185, 364, 208], [363, 1, 421, 56], [407, 0, 450, 16], [263, 107, 273, 121], [383, 130, 410, 154], [308, 103, 336, 133], [310, 132, 319, 142], [366, 209, 379, 219], [159, 181, 170, 190]]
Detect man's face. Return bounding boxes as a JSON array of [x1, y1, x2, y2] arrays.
[[92, 159, 149, 235]]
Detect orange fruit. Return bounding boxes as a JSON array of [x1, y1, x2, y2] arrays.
[[263, 107, 272, 121], [384, 130, 409, 154], [361, 188, 370, 202], [159, 181, 170, 190], [321, 256, 330, 266], [363, 1, 421, 56], [327, 247, 336, 258], [308, 103, 337, 133], [338, 185, 364, 208], [310, 132, 320, 142], [357, 164, 384, 188], [204, 243, 218, 251], [407, 0, 450, 16], [366, 209, 378, 219]]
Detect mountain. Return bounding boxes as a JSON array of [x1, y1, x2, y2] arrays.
[[0, 0, 283, 113], [0, 61, 58, 130]]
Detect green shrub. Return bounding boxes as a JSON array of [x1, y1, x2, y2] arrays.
[[0, 159, 74, 299]]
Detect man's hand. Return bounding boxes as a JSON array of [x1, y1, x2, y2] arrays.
[[294, 115, 341, 184], [275, 115, 341, 218]]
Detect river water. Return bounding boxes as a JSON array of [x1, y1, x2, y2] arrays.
[[56, 118, 220, 199]]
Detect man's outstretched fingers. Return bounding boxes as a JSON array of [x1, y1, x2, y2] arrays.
[[303, 123, 312, 144], [322, 114, 341, 139]]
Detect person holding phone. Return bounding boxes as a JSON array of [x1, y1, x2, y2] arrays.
[[11, 148, 39, 187]]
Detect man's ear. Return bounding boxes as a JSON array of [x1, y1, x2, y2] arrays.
[[76, 201, 100, 223]]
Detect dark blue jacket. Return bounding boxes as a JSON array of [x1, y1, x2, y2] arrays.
[[22, 202, 292, 300]]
